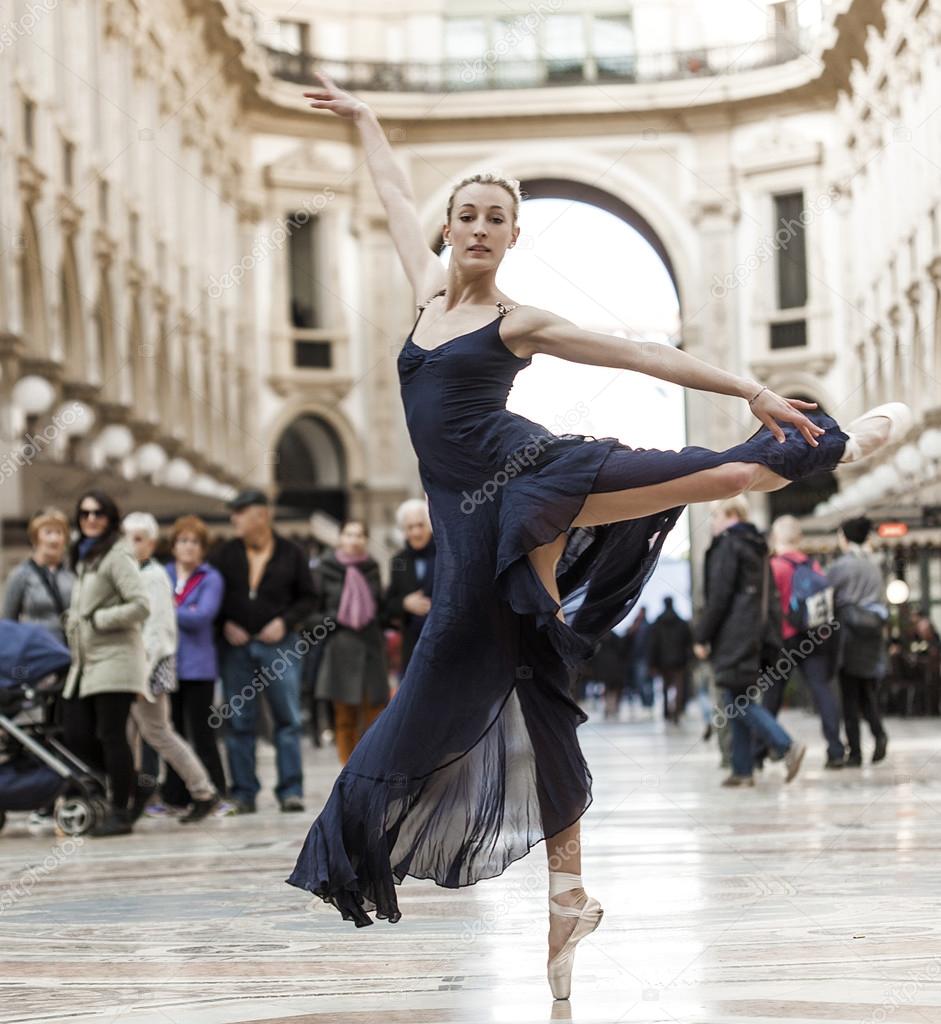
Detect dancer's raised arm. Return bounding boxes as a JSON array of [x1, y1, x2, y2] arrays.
[[303, 72, 445, 299], [502, 306, 825, 446]]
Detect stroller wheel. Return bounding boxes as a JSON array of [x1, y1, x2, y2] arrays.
[[55, 796, 98, 836]]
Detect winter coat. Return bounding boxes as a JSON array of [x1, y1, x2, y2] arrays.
[[140, 560, 178, 680], [647, 608, 693, 672], [694, 522, 782, 694], [2, 558, 75, 644], [63, 538, 150, 701], [827, 547, 887, 678], [588, 631, 627, 686], [384, 542, 433, 673], [166, 561, 224, 680], [312, 552, 390, 705]]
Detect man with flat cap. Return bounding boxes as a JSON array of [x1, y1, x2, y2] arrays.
[[211, 489, 316, 812]]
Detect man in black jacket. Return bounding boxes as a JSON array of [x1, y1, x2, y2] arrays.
[[648, 597, 693, 723], [384, 499, 435, 677], [693, 496, 806, 787], [211, 490, 317, 813]]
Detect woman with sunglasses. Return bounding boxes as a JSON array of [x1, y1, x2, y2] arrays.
[[62, 490, 150, 837]]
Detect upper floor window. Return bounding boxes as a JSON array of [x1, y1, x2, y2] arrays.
[[773, 191, 808, 310], [260, 19, 308, 55], [289, 214, 320, 329]]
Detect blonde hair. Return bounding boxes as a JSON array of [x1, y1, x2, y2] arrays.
[[716, 495, 751, 522], [770, 514, 802, 553], [446, 172, 522, 225], [28, 507, 70, 547]]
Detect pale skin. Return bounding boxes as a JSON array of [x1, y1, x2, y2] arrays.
[[173, 531, 205, 578], [338, 520, 368, 557], [398, 506, 433, 617], [32, 524, 67, 567], [305, 72, 828, 962]]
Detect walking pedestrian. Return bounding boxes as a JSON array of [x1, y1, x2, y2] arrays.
[[827, 516, 890, 765], [122, 513, 220, 823], [693, 497, 806, 787], [766, 515, 845, 768], [648, 597, 693, 724]]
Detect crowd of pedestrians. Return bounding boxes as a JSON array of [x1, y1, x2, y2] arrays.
[[2, 488, 437, 836], [4, 481, 934, 828], [582, 497, 938, 788]]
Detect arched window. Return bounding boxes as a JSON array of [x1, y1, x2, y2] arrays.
[[275, 414, 348, 519]]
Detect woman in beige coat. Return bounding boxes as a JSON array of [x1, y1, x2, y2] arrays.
[[62, 490, 149, 837]]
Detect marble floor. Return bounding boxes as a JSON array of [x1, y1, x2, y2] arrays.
[[3, 708, 941, 1024]]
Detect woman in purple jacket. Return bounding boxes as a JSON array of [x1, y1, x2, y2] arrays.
[[163, 515, 228, 806]]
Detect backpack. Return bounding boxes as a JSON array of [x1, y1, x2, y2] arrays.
[[781, 555, 834, 631]]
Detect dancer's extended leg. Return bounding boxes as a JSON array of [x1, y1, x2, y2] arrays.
[[572, 460, 785, 529]]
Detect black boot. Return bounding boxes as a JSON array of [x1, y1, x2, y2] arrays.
[[179, 795, 220, 824], [90, 808, 133, 837], [128, 777, 157, 824], [872, 735, 888, 763]]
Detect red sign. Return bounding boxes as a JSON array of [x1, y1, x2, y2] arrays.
[[877, 522, 909, 538]]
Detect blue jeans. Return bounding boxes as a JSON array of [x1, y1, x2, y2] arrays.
[[725, 687, 793, 778], [761, 641, 845, 763], [631, 661, 654, 708], [219, 636, 304, 804]]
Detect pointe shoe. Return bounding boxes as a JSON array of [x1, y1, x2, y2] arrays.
[[838, 402, 913, 466], [547, 871, 604, 1000]]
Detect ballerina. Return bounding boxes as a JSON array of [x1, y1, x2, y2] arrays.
[[289, 71, 911, 1001]]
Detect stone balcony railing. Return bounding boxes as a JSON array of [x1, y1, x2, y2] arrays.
[[265, 31, 811, 93]]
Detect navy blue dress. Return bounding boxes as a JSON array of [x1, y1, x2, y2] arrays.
[[287, 298, 848, 927]]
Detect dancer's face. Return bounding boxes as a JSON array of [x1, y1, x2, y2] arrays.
[[443, 183, 519, 271]]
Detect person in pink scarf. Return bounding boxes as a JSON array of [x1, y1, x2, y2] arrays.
[[312, 521, 390, 763]]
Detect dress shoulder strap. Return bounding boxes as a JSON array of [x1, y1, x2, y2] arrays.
[[417, 288, 446, 311]]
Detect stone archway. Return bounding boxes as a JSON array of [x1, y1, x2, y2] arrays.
[[417, 148, 698, 313], [273, 412, 350, 519]]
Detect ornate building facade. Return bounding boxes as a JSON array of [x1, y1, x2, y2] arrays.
[[2, 0, 938, 612]]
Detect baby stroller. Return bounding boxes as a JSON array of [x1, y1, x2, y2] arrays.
[[0, 621, 108, 835]]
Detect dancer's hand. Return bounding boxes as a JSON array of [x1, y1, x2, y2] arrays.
[[748, 388, 825, 446], [693, 643, 710, 661], [303, 72, 368, 120]]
